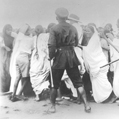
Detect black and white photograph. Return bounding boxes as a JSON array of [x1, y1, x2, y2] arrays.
[[0, 0, 119, 119]]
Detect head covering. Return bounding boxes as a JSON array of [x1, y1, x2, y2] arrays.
[[55, 7, 69, 19], [82, 25, 95, 45], [97, 27, 104, 38], [98, 27, 103, 31], [88, 23, 96, 28], [104, 23, 113, 32], [2, 24, 14, 50], [103, 29, 110, 36], [35, 25, 44, 35], [68, 14, 81, 22], [47, 23, 56, 33], [88, 25, 94, 33]]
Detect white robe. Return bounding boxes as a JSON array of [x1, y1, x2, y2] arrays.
[[110, 38, 119, 97], [62, 71, 78, 97], [82, 30, 112, 103], [30, 33, 50, 95]]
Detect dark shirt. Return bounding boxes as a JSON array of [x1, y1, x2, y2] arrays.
[[48, 22, 80, 69]]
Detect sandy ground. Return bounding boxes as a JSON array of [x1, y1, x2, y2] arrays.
[[0, 95, 119, 119]]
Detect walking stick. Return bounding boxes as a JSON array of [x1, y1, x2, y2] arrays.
[[49, 60, 54, 88], [100, 59, 119, 68], [100, 32, 119, 68]]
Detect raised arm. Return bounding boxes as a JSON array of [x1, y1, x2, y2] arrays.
[[104, 33, 119, 53], [19, 24, 30, 34], [100, 39, 110, 51]]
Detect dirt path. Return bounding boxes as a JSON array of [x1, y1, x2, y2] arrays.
[[0, 95, 119, 119]]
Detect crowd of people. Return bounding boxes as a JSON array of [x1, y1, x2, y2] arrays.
[[0, 7, 119, 114]]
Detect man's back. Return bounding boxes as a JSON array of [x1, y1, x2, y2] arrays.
[[48, 22, 80, 69], [17, 32, 34, 54], [49, 22, 79, 48]]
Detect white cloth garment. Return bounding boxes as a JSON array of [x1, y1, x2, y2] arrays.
[[74, 47, 85, 73], [9, 32, 34, 94], [73, 23, 83, 44], [100, 38, 109, 62], [9, 32, 23, 94], [82, 29, 112, 103], [110, 38, 119, 97], [30, 33, 50, 95], [62, 71, 78, 97], [0, 36, 4, 46]]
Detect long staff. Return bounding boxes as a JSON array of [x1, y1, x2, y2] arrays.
[[100, 59, 119, 68], [100, 32, 119, 68], [49, 60, 54, 88]]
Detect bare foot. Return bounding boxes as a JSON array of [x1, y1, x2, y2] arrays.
[[9, 95, 21, 102], [108, 97, 118, 104], [48, 105, 56, 113], [84, 105, 91, 113], [56, 97, 63, 102], [35, 94, 41, 102], [17, 95, 28, 101]]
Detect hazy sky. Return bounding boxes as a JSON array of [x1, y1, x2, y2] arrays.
[[0, 0, 119, 31]]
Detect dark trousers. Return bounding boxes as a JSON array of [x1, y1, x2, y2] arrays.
[[49, 66, 83, 89]]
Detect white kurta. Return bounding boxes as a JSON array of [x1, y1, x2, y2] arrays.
[[83, 30, 112, 103], [9, 33, 34, 94], [110, 38, 119, 97], [30, 33, 50, 95], [9, 33, 23, 94]]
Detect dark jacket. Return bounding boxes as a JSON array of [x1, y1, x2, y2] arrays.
[[48, 22, 80, 69]]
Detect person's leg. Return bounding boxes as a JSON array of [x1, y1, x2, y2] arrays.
[[49, 88, 57, 112], [18, 77, 29, 96], [16, 77, 29, 101], [107, 70, 114, 86], [17, 56, 30, 99], [66, 67, 91, 113], [49, 69, 64, 113], [56, 88, 63, 101], [76, 88, 81, 104], [12, 75, 21, 97], [82, 72, 93, 101], [64, 78, 80, 103], [10, 63, 21, 101], [9, 74, 21, 102], [35, 93, 40, 101], [77, 86, 91, 112]]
